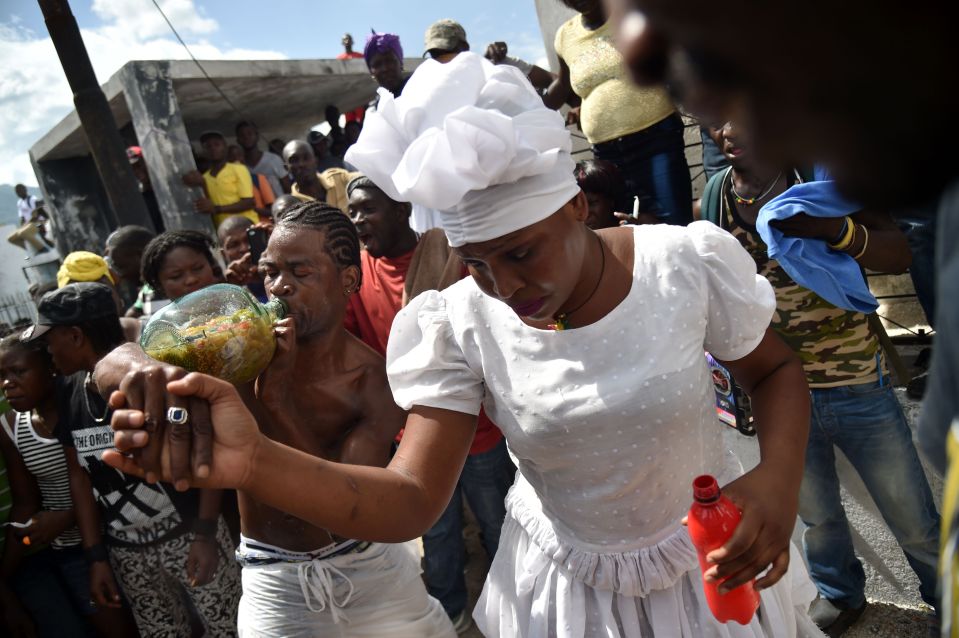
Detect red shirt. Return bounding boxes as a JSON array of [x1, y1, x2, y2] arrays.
[[344, 249, 503, 455], [345, 249, 412, 357]]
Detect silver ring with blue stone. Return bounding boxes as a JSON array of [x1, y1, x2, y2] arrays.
[[166, 407, 189, 425]]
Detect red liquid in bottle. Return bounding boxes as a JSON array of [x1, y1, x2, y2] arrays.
[[687, 474, 760, 625]]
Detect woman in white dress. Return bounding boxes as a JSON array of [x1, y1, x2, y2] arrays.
[[103, 53, 823, 637]]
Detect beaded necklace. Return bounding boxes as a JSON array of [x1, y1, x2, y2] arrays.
[[730, 171, 782, 206]]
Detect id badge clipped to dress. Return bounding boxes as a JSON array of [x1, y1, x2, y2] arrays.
[[705, 353, 756, 436]]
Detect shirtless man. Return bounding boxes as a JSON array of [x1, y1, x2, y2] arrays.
[[95, 201, 455, 637]]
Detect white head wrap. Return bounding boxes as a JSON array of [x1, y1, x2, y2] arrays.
[[345, 52, 580, 247]]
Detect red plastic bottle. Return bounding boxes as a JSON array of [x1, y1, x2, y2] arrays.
[[687, 474, 760, 625]]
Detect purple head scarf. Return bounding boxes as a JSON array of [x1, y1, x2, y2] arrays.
[[363, 30, 403, 69]]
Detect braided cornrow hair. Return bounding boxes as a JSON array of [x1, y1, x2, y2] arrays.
[[275, 200, 362, 287], [140, 230, 221, 297]]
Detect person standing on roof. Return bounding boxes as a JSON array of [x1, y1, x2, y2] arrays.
[[338, 33, 363, 60], [337, 34, 367, 124]]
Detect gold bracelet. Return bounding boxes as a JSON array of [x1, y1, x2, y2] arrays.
[[827, 216, 856, 251], [852, 225, 870, 260]]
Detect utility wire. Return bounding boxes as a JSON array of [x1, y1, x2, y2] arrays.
[[149, 0, 247, 120]]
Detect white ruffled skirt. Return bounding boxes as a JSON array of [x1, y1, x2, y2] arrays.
[[474, 491, 825, 638]]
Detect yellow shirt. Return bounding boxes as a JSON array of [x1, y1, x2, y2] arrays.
[[554, 16, 675, 144], [291, 168, 358, 215], [942, 420, 959, 638], [203, 162, 258, 227]]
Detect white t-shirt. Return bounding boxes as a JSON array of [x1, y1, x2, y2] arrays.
[[17, 195, 38, 224], [252, 152, 288, 199]]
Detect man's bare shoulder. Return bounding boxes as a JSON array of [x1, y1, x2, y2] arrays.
[[342, 332, 391, 386]]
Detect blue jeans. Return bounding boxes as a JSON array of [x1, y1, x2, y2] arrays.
[[592, 113, 693, 226], [799, 380, 941, 608], [422, 438, 516, 617]]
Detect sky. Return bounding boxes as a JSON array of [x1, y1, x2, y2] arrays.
[[0, 0, 549, 187]]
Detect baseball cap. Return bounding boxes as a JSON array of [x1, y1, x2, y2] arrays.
[[126, 146, 143, 164], [424, 19, 468, 55], [21, 282, 118, 342]]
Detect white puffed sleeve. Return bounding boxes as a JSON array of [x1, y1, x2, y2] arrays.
[[386, 290, 485, 415], [686, 221, 777, 361]]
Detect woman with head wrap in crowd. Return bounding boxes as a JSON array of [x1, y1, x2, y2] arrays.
[[364, 30, 408, 114], [101, 53, 824, 637], [363, 29, 443, 233]]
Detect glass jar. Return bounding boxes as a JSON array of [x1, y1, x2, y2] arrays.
[[140, 284, 287, 384]]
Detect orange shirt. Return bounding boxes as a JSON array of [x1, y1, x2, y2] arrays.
[[344, 248, 503, 454], [252, 173, 275, 216]]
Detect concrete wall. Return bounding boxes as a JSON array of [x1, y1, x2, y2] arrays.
[[120, 61, 209, 235], [534, 0, 576, 73], [30, 153, 116, 256]]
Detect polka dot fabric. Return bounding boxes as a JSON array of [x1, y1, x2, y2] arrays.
[[387, 223, 821, 637]]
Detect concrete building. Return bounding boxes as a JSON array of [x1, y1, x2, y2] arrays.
[[29, 57, 422, 255]]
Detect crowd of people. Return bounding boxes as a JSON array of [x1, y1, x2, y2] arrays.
[[2, 2, 956, 638]]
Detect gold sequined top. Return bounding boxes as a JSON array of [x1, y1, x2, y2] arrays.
[[555, 16, 675, 144]]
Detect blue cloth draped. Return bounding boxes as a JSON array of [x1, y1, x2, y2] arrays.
[[757, 180, 878, 313]]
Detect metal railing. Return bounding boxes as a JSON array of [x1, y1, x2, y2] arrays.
[[0, 292, 36, 336]]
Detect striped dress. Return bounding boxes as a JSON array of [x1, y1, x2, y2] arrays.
[[1, 411, 81, 548]]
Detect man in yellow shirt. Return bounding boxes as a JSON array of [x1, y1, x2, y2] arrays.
[[282, 140, 356, 214], [183, 131, 259, 228]]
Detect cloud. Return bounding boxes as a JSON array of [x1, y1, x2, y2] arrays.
[[0, 0, 284, 187], [91, 0, 217, 40]]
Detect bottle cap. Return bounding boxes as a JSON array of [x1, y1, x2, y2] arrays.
[[692, 474, 720, 502]]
